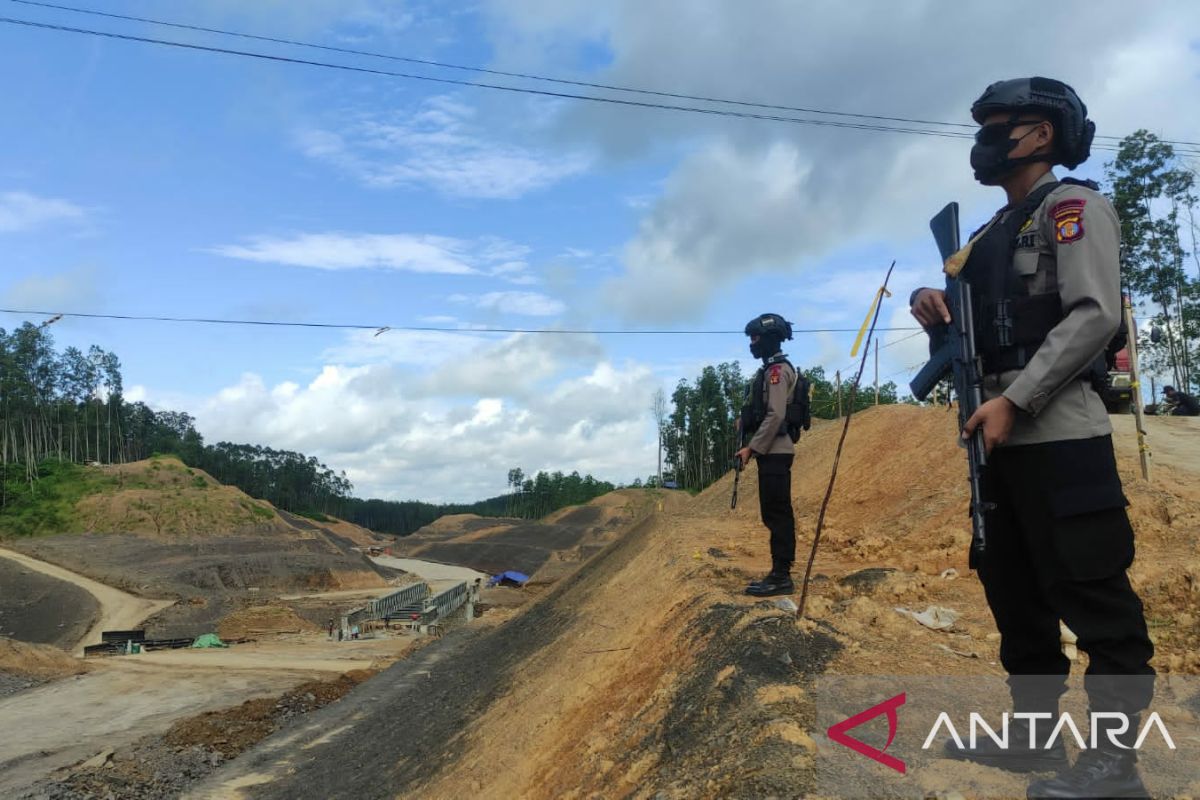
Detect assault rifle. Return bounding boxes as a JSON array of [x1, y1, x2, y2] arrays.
[[908, 202, 991, 568], [730, 429, 745, 510]]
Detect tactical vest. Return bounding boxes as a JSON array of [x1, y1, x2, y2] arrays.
[[744, 355, 811, 443], [961, 177, 1116, 383]]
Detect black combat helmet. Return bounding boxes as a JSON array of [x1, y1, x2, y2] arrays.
[[970, 77, 1095, 169], [745, 313, 792, 360], [744, 313, 793, 341]]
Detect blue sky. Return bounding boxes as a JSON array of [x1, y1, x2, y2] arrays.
[[3, 1, 1198, 501]]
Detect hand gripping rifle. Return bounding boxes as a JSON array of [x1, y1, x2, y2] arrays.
[[908, 203, 992, 568]]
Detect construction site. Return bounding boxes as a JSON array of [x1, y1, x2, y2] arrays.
[[0, 406, 1195, 799], [7, 0, 1200, 796]]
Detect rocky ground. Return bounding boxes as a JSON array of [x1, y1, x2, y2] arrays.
[[18, 671, 375, 800]]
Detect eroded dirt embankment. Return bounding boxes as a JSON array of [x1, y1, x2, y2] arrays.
[[191, 407, 1200, 800]]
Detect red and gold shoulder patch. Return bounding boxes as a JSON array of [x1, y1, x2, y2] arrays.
[[1050, 198, 1086, 244], [769, 365, 781, 385]]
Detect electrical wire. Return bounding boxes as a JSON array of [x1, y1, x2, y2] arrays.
[[0, 307, 923, 336], [10, 0, 1200, 150], [2, 14, 1195, 156]]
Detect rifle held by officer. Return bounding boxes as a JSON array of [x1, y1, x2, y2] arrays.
[[909, 202, 992, 568], [730, 427, 745, 510]]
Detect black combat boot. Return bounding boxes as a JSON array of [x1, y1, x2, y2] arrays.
[[943, 715, 1067, 773], [746, 561, 794, 596], [1027, 714, 1148, 799]]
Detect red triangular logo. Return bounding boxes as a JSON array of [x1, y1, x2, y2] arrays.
[[826, 692, 906, 774]]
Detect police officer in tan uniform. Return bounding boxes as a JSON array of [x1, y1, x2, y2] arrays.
[[737, 313, 798, 597], [911, 78, 1154, 799]]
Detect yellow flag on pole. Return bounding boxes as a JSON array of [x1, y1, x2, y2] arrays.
[[851, 286, 892, 357]]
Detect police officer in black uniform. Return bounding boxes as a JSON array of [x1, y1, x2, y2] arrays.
[[911, 78, 1154, 799], [1163, 385, 1200, 416], [737, 313, 799, 597]]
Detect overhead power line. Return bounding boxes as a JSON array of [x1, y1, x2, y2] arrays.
[[0, 307, 923, 336], [10, 0, 1200, 151], [2, 14, 1195, 156]]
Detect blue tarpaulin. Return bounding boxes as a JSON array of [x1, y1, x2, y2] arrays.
[[488, 570, 530, 587]]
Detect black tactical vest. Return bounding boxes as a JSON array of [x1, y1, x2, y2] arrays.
[[960, 181, 1064, 374], [748, 354, 791, 432]]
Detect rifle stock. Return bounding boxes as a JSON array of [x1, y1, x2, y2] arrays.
[[909, 202, 991, 568]]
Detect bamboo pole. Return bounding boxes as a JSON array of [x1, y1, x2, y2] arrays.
[[1125, 296, 1151, 481]]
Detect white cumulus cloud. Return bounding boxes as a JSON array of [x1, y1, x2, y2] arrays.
[[186, 334, 657, 502], [211, 232, 529, 275]]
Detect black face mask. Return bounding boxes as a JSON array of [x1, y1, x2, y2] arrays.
[[970, 121, 1047, 185], [749, 336, 779, 360]]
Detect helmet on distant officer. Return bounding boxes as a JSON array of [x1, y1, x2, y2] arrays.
[[969, 77, 1095, 184], [744, 313, 792, 360]]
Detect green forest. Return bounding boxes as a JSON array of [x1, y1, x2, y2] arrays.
[[0, 322, 614, 536], [657, 360, 899, 493]]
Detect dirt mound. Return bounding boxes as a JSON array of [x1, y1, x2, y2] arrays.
[[317, 516, 385, 548], [217, 605, 321, 640], [700, 406, 1200, 576], [395, 490, 666, 577], [0, 638, 87, 680], [165, 670, 374, 758], [75, 456, 293, 537]]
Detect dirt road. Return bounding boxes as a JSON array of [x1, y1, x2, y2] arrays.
[[0, 659, 309, 797], [0, 547, 173, 654], [132, 633, 411, 673], [371, 555, 488, 586], [1111, 413, 1200, 476]]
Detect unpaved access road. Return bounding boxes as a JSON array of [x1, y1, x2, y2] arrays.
[[370, 554, 488, 587], [0, 659, 311, 797], [1111, 413, 1200, 476], [0, 547, 173, 654]]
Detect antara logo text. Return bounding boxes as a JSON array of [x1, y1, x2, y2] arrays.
[[827, 693, 1177, 774]]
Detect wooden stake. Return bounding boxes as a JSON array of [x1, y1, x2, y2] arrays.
[[1125, 297, 1151, 481]]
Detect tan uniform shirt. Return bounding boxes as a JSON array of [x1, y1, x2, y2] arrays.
[[981, 171, 1121, 447], [748, 359, 797, 456]]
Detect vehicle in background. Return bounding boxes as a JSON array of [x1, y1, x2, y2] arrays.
[[1103, 346, 1133, 414]]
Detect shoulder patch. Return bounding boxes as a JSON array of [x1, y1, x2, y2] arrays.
[[769, 365, 781, 385], [1051, 198, 1086, 244]]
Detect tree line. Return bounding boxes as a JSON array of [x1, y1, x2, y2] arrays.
[[655, 360, 898, 494], [1105, 130, 1198, 393], [504, 468, 616, 519], [0, 323, 614, 536]]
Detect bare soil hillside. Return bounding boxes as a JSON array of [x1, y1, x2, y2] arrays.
[[394, 489, 666, 577], [189, 406, 1200, 800], [4, 457, 394, 639], [76, 457, 293, 537]]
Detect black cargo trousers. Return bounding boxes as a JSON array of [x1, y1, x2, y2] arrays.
[[756, 453, 796, 567], [977, 434, 1155, 713]]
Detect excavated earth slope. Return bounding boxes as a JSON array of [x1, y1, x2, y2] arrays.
[[187, 407, 1200, 799], [4, 457, 393, 638]]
